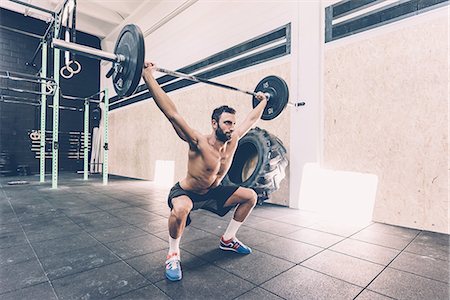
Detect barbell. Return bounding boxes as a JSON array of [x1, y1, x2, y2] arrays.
[[52, 24, 304, 120]]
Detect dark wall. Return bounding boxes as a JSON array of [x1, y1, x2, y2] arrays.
[[0, 8, 100, 175]]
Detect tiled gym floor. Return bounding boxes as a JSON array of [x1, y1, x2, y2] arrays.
[[0, 174, 448, 300]]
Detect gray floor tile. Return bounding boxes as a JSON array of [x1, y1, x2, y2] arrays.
[[25, 222, 84, 242], [247, 219, 301, 236], [0, 211, 19, 225], [0, 222, 22, 234], [108, 193, 148, 203], [261, 265, 362, 300], [118, 198, 156, 207], [136, 218, 169, 234], [189, 214, 230, 236], [52, 261, 149, 300], [368, 267, 449, 300], [180, 237, 241, 262], [366, 223, 420, 238], [16, 208, 66, 223], [154, 226, 216, 245], [355, 289, 395, 300], [213, 249, 295, 285], [330, 238, 400, 265], [351, 228, 416, 250], [288, 228, 345, 248], [415, 231, 449, 245], [12, 201, 54, 215], [405, 231, 449, 261], [41, 245, 120, 280], [0, 258, 48, 293], [113, 284, 170, 299], [234, 226, 280, 247], [390, 251, 448, 282], [181, 236, 226, 263], [150, 207, 171, 218], [137, 201, 169, 213], [46, 197, 90, 208], [0, 229, 28, 249], [301, 250, 385, 287], [59, 204, 101, 217], [126, 249, 207, 283], [32, 232, 100, 258], [112, 197, 147, 207], [0, 202, 14, 213], [235, 287, 284, 300], [20, 215, 74, 227], [308, 220, 367, 237], [254, 236, 323, 263], [82, 194, 118, 202], [106, 234, 168, 260], [98, 199, 131, 210], [89, 225, 149, 243], [19, 214, 75, 227], [273, 212, 318, 227], [0, 242, 35, 266], [0, 282, 57, 300], [237, 214, 269, 227], [250, 205, 295, 220], [154, 264, 254, 300], [108, 207, 165, 225], [70, 211, 129, 231]]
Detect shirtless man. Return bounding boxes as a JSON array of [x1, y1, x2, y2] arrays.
[[142, 62, 268, 281]]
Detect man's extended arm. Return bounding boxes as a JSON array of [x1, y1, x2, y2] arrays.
[[234, 92, 268, 138], [142, 62, 198, 145]]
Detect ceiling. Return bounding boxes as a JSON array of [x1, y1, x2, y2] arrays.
[[0, 0, 160, 40]]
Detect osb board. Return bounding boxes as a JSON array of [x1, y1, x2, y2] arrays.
[[109, 62, 291, 206], [323, 16, 448, 233]]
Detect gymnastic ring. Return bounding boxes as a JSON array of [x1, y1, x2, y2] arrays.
[[46, 81, 56, 94], [68, 60, 82, 74], [60, 65, 74, 79], [29, 130, 40, 140]]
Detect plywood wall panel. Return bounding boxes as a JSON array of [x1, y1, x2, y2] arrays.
[[323, 14, 448, 233]]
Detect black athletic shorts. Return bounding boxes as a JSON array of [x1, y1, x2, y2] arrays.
[[167, 182, 239, 226]]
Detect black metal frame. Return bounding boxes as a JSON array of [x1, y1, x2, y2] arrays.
[[325, 0, 449, 42]]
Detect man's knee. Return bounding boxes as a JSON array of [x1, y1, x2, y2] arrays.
[[246, 189, 257, 207], [171, 198, 192, 221]]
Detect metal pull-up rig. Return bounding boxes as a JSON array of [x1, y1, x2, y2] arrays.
[[1, 0, 109, 188]]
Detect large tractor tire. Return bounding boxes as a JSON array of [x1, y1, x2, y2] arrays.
[[223, 127, 288, 203]]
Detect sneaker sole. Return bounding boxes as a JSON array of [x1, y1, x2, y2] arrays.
[[219, 245, 251, 254], [166, 273, 182, 281]]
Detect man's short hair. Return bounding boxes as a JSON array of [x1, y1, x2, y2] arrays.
[[211, 105, 236, 122]]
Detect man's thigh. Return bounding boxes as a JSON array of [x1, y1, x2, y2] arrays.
[[223, 187, 255, 208]]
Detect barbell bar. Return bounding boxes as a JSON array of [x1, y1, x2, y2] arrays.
[[53, 39, 258, 98], [53, 39, 123, 62], [52, 24, 304, 120]]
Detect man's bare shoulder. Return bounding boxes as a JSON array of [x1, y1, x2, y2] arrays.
[[188, 131, 208, 150], [194, 132, 208, 142]]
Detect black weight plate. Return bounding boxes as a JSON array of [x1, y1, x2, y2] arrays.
[[113, 24, 145, 97], [253, 76, 289, 120]]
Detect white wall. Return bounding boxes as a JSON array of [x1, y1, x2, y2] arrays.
[[289, 1, 322, 208]]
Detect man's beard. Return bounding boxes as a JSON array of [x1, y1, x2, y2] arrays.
[[215, 126, 231, 142]]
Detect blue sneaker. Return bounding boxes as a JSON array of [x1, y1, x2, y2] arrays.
[[219, 236, 252, 254], [165, 253, 182, 281]]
